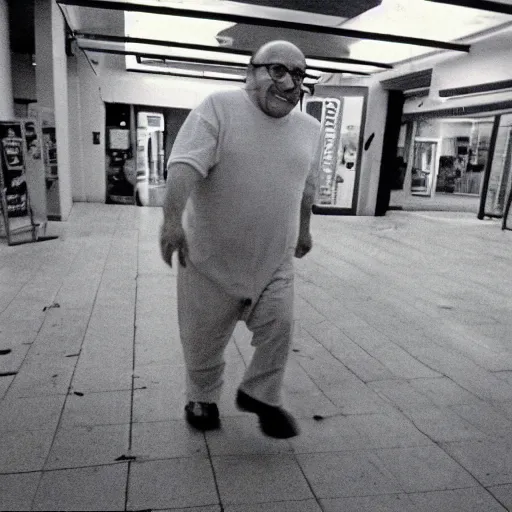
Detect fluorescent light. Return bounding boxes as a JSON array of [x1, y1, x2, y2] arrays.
[[343, 0, 510, 64]]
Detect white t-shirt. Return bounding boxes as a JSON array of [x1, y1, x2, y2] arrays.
[[168, 88, 321, 299]]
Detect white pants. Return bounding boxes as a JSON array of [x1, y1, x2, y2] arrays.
[[177, 258, 294, 407]]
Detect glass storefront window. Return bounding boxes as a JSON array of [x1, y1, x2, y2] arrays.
[[484, 113, 512, 216], [414, 116, 494, 196]]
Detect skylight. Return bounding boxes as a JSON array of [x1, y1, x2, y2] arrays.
[[344, 0, 511, 63]]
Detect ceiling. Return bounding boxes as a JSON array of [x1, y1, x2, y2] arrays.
[[7, 0, 512, 85]]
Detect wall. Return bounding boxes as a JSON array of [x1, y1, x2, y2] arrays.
[[356, 82, 387, 215], [76, 49, 106, 203], [11, 53, 36, 101], [68, 50, 85, 201], [431, 30, 512, 95], [0, 0, 13, 119], [402, 25, 512, 116], [98, 63, 241, 109], [75, 61, 242, 202], [50, 0, 72, 219]]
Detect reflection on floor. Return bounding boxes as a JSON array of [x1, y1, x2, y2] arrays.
[[390, 190, 479, 212]]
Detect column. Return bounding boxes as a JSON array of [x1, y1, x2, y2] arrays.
[[34, 0, 72, 220], [0, 0, 14, 120]]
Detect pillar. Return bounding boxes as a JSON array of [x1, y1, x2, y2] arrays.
[[0, 0, 14, 120], [34, 0, 72, 220]]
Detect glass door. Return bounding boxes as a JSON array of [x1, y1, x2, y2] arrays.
[[411, 138, 441, 197]]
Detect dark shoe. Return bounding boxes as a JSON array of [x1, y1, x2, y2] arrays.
[[236, 390, 299, 439], [185, 401, 220, 431]]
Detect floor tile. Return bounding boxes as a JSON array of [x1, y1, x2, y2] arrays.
[[347, 412, 432, 449], [289, 415, 370, 453], [404, 406, 487, 442], [159, 508, 220, 512], [0, 344, 30, 374], [0, 374, 14, 400], [369, 380, 435, 410], [284, 390, 341, 419], [59, 390, 131, 427], [71, 361, 133, 393], [409, 377, 482, 407], [0, 472, 42, 511], [449, 403, 512, 439], [443, 440, 512, 486], [213, 454, 313, 505], [30, 308, 90, 355], [0, 394, 65, 432], [131, 420, 207, 460], [132, 362, 185, 391], [132, 387, 185, 422], [127, 458, 218, 510], [296, 451, 402, 498], [487, 484, 512, 510], [374, 445, 477, 492], [224, 500, 322, 512], [0, 429, 55, 472], [205, 416, 292, 456], [33, 464, 128, 511], [8, 357, 77, 397], [320, 494, 418, 512], [409, 486, 507, 512], [45, 423, 130, 470], [322, 381, 394, 415]]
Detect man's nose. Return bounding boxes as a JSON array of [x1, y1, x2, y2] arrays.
[[280, 72, 296, 90]]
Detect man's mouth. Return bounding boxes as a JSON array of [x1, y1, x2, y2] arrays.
[[273, 92, 297, 105]]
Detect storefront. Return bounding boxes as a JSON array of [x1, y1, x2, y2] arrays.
[[391, 105, 512, 219]]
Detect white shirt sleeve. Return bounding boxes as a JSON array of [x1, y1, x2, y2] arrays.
[[166, 96, 220, 178]]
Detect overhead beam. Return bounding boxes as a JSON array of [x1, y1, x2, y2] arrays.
[[78, 45, 373, 75], [58, 0, 471, 52], [426, 0, 512, 15], [75, 32, 394, 69], [127, 68, 247, 83]]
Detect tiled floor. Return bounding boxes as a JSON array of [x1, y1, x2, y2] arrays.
[[1, 203, 512, 511]]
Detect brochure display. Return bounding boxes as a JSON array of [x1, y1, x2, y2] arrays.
[[0, 119, 56, 246], [0, 120, 36, 245]]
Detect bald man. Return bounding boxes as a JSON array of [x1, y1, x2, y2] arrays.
[[160, 40, 321, 439]]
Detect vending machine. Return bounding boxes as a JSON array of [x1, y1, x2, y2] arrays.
[[135, 112, 165, 206], [304, 97, 343, 206], [106, 127, 134, 204]]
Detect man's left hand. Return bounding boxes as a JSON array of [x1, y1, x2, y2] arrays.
[[295, 232, 312, 258]]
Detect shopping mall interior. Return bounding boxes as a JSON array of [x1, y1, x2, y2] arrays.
[[1, 0, 512, 510]]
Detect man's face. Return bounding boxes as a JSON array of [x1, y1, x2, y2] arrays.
[[248, 47, 306, 118]]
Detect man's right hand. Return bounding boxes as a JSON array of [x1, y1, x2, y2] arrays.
[[160, 221, 188, 268]]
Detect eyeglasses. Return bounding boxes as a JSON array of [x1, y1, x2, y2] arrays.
[[250, 62, 309, 84]]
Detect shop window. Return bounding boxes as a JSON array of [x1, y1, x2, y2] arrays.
[[415, 116, 494, 197], [484, 113, 512, 216]]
